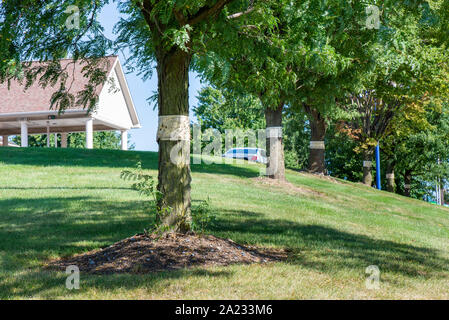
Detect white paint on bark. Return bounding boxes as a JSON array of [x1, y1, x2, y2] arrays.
[[363, 161, 372, 168], [266, 127, 283, 138], [157, 116, 190, 141], [310, 141, 325, 150]]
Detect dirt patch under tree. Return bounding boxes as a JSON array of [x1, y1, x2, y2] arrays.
[[251, 176, 324, 196], [47, 233, 287, 274]]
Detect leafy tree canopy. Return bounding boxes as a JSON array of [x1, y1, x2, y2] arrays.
[[193, 86, 264, 132]]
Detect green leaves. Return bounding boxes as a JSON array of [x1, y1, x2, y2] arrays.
[[120, 163, 160, 198], [193, 86, 265, 133], [163, 24, 193, 52]]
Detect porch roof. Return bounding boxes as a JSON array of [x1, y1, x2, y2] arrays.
[[0, 111, 126, 136]]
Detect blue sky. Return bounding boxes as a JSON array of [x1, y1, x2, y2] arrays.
[[98, 3, 204, 151]]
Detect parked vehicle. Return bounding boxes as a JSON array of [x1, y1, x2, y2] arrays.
[[223, 148, 267, 164]]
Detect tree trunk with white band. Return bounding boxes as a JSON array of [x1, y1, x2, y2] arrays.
[[265, 104, 285, 181], [362, 149, 374, 186], [156, 48, 192, 233], [304, 106, 327, 174]]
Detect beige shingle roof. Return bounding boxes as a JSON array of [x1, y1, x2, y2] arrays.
[[0, 56, 118, 114]]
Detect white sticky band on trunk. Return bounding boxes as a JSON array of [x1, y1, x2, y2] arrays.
[[386, 173, 395, 179], [157, 115, 190, 141], [363, 161, 372, 168], [266, 127, 283, 138], [310, 141, 325, 150], [404, 184, 411, 189]]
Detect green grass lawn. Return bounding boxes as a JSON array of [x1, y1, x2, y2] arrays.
[[0, 147, 448, 299]]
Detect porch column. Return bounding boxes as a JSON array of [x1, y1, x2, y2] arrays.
[[54, 133, 58, 148], [2, 136, 8, 147], [121, 130, 128, 151], [86, 118, 93, 149], [61, 133, 68, 148], [20, 121, 28, 147], [46, 126, 50, 148]]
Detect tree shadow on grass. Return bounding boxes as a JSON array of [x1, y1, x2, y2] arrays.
[[210, 209, 449, 280], [0, 268, 233, 299], [1, 187, 130, 191], [191, 162, 260, 178], [0, 195, 234, 298], [1, 196, 447, 298], [0, 197, 152, 267]]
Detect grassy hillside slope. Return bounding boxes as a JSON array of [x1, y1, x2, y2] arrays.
[[0, 147, 448, 299]]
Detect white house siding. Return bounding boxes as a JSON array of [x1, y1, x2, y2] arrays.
[[95, 67, 133, 130]]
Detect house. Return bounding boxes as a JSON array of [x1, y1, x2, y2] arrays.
[[0, 56, 140, 150]]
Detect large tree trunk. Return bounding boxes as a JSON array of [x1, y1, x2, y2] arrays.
[[156, 48, 192, 233], [362, 149, 374, 186], [386, 161, 396, 193], [304, 105, 327, 174], [265, 103, 285, 181], [404, 169, 412, 197]]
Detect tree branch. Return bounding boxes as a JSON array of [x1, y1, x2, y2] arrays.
[[188, 0, 234, 26], [227, 7, 255, 19], [72, 2, 98, 48], [141, 0, 163, 35], [173, 8, 187, 26]]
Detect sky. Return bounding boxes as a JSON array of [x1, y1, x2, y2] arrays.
[[98, 3, 204, 152]]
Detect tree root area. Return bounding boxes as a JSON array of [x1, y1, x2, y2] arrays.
[[47, 233, 287, 274]]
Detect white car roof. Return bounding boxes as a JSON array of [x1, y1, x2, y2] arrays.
[[227, 148, 261, 151]]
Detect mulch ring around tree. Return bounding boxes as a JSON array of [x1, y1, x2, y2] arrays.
[[46, 232, 288, 274], [251, 176, 324, 196]]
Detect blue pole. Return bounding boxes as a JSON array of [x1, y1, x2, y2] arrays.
[[375, 143, 381, 190]]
